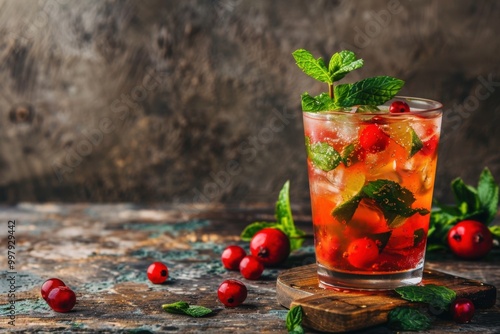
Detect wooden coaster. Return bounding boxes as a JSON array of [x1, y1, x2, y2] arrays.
[[276, 264, 496, 333]]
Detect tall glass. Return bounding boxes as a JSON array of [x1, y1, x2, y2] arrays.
[[303, 97, 442, 290]]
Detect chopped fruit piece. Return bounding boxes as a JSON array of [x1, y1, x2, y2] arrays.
[[359, 124, 389, 153], [383, 122, 423, 157]]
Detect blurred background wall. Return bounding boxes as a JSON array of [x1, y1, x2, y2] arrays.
[[0, 0, 498, 205]]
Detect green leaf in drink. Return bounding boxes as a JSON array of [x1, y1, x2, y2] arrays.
[[305, 136, 341, 172]]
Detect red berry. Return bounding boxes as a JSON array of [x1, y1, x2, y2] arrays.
[[47, 286, 76, 313], [359, 124, 389, 153], [421, 135, 439, 156], [250, 228, 290, 266], [41, 278, 66, 301], [217, 279, 247, 307], [346, 237, 379, 269], [147, 262, 169, 284], [447, 220, 493, 260], [221, 245, 247, 270], [450, 298, 475, 323], [239, 255, 264, 280], [389, 100, 410, 113]]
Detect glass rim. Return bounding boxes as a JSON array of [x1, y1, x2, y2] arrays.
[[302, 96, 443, 117]]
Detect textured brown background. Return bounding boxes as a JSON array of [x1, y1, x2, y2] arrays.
[[0, 0, 499, 204]]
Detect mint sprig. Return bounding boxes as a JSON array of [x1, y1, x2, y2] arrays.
[[162, 301, 213, 317], [293, 49, 404, 112], [395, 284, 456, 312], [428, 167, 499, 251], [241, 181, 306, 251]]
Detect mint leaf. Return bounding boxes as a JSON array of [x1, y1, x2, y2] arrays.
[[328, 50, 364, 82], [334, 76, 404, 107], [301, 92, 336, 112], [362, 180, 429, 227], [489, 225, 500, 238], [162, 301, 212, 317], [286, 306, 304, 334], [305, 137, 341, 172], [241, 222, 283, 241], [410, 127, 424, 157], [388, 307, 432, 331], [451, 178, 480, 215], [477, 167, 499, 224], [276, 181, 306, 251], [292, 49, 332, 83], [395, 284, 456, 312]]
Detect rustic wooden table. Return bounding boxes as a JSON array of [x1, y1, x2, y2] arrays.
[[1, 203, 499, 333]]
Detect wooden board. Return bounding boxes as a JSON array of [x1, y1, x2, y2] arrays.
[[276, 264, 497, 333]]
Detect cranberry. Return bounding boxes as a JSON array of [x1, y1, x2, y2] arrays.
[[221, 245, 247, 270], [345, 237, 379, 269], [239, 255, 264, 280], [217, 279, 247, 307], [41, 278, 66, 301], [47, 286, 76, 313], [450, 298, 475, 323], [147, 261, 169, 284], [389, 100, 410, 113], [447, 220, 493, 259], [250, 228, 290, 266], [359, 124, 389, 153]]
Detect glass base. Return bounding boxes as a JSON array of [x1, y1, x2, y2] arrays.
[[317, 264, 424, 291]]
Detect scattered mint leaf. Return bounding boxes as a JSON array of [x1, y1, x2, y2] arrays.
[[388, 307, 432, 331], [240, 222, 283, 241], [286, 306, 304, 334], [305, 136, 341, 172], [301, 92, 336, 112], [328, 50, 364, 82], [477, 167, 499, 224], [276, 181, 306, 251], [395, 284, 456, 312], [162, 301, 213, 317], [334, 76, 404, 107], [292, 49, 332, 84]]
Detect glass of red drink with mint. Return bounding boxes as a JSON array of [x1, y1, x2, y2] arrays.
[[294, 49, 443, 290]]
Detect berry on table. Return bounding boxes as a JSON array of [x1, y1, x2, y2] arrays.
[[359, 124, 389, 153], [147, 261, 169, 284], [217, 279, 247, 307], [389, 100, 410, 113], [249, 228, 290, 266], [239, 255, 264, 280], [450, 298, 475, 323], [221, 245, 247, 270], [41, 278, 66, 301], [447, 220, 493, 260], [47, 286, 76, 313]]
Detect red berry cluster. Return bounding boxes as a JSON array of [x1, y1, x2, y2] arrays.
[[41, 278, 76, 313], [218, 228, 291, 307]]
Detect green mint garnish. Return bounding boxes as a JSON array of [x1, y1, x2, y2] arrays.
[[305, 136, 341, 172], [388, 307, 432, 331], [241, 181, 306, 251], [293, 48, 404, 112], [428, 167, 499, 251], [394, 284, 456, 312], [286, 305, 304, 334], [409, 127, 424, 157], [162, 301, 213, 317], [332, 180, 429, 227]]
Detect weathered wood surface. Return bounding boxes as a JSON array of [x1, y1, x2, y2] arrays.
[[277, 265, 496, 332], [0, 0, 499, 204], [0, 203, 499, 333]]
